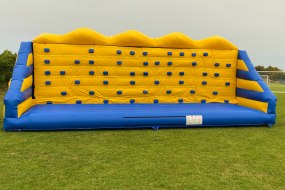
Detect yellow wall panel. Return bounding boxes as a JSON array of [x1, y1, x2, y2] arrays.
[[33, 43, 238, 104]]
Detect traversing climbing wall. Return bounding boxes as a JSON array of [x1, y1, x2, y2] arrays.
[[33, 43, 238, 104]]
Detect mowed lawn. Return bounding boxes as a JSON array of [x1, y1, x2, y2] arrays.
[[0, 85, 285, 189]]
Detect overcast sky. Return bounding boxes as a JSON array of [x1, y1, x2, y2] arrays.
[[0, 0, 284, 69]]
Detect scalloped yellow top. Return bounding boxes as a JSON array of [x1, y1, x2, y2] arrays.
[[33, 28, 238, 50]]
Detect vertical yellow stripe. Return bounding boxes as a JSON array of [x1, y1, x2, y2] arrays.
[[237, 79, 263, 92], [237, 97, 268, 113], [237, 60, 248, 71], [26, 53, 33, 66], [17, 97, 34, 117], [20, 75, 33, 92]]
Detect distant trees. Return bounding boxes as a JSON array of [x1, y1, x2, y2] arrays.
[[0, 50, 17, 84], [255, 65, 282, 71], [255, 65, 284, 83]]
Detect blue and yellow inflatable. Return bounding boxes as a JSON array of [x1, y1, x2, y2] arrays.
[[3, 28, 276, 131]]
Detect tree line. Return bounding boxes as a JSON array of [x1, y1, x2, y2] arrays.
[[0, 50, 17, 85], [0, 50, 284, 85]]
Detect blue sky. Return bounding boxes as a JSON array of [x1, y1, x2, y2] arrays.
[[0, 0, 284, 69]]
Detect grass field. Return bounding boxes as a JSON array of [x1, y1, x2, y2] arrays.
[[0, 85, 285, 189]]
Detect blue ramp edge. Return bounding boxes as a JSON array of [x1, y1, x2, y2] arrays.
[[4, 103, 275, 131], [237, 50, 276, 114]]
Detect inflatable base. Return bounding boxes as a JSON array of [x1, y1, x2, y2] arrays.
[[4, 103, 275, 131]]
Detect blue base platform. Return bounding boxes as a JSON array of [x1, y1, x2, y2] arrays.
[[4, 103, 275, 131]]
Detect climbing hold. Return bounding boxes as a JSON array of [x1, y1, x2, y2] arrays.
[[167, 72, 172, 76]]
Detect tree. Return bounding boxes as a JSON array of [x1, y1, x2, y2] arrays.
[[255, 65, 266, 71], [0, 50, 17, 84], [255, 65, 282, 71], [0, 50, 17, 66]]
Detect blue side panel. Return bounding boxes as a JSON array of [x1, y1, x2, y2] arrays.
[[237, 70, 260, 81], [18, 42, 32, 54], [4, 87, 33, 118], [236, 88, 275, 103], [12, 65, 33, 80], [4, 104, 275, 131], [237, 50, 276, 114], [4, 42, 33, 118]]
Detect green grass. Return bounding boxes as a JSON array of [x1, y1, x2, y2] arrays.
[[0, 85, 285, 189]]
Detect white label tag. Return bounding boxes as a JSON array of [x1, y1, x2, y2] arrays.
[[186, 115, 203, 125]]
